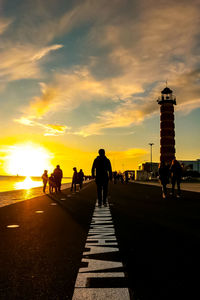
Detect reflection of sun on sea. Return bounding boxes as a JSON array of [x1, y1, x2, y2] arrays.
[[7, 143, 53, 190], [14, 176, 42, 190]]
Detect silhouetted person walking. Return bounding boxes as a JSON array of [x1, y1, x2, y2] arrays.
[[42, 170, 48, 193], [53, 165, 63, 192], [159, 161, 170, 198], [71, 167, 78, 192], [170, 159, 182, 197], [92, 149, 112, 207], [78, 169, 84, 190]]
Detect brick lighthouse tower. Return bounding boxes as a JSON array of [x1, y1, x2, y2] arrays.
[[157, 86, 176, 165]]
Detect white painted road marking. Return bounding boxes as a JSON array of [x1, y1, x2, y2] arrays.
[[6, 224, 20, 228], [72, 204, 131, 299]]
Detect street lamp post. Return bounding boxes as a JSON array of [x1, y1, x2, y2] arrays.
[[149, 143, 154, 174]]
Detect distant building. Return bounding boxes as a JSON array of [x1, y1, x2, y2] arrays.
[[136, 159, 200, 181], [179, 159, 200, 173], [136, 162, 159, 181], [123, 170, 135, 180], [138, 162, 159, 174], [136, 170, 150, 181]]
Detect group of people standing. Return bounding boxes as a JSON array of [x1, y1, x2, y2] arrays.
[[159, 159, 182, 198], [42, 165, 63, 193], [42, 150, 182, 203], [42, 166, 85, 194], [71, 167, 84, 192], [92, 150, 183, 205], [113, 171, 130, 184]]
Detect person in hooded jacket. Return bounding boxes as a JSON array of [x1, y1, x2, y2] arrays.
[[92, 149, 112, 207]]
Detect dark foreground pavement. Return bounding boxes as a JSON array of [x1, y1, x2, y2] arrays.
[[0, 183, 96, 299], [109, 182, 200, 300], [0, 181, 200, 299]]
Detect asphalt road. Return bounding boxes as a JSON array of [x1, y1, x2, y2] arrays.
[[0, 183, 96, 300], [109, 182, 200, 300], [0, 181, 200, 299]]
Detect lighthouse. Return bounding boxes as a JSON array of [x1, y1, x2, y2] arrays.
[[157, 86, 176, 165]]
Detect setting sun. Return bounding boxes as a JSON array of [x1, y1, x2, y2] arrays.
[[6, 143, 53, 176]]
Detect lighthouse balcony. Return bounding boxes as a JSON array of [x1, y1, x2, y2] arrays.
[[157, 98, 176, 105]]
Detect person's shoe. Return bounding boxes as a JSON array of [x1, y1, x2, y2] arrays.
[[103, 203, 107, 207], [98, 204, 102, 208]]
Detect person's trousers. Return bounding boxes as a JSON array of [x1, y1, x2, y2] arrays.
[[172, 178, 181, 195], [71, 181, 76, 192], [55, 180, 61, 192], [162, 183, 167, 196], [96, 182, 108, 206], [43, 182, 47, 193]]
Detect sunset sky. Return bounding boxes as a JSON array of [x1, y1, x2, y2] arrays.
[[0, 0, 200, 176]]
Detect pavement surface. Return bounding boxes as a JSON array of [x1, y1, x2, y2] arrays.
[[0, 181, 200, 299], [134, 180, 200, 193], [0, 182, 73, 208]]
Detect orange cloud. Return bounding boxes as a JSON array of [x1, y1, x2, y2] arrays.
[[107, 148, 148, 159], [0, 44, 63, 81], [15, 117, 69, 136], [77, 99, 157, 136], [10, 0, 200, 139], [0, 18, 12, 34], [44, 124, 69, 136], [28, 83, 60, 117], [19, 66, 143, 122]]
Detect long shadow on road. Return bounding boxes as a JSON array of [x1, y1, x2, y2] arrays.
[[46, 182, 95, 230]]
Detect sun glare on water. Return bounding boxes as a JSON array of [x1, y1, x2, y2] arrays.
[[14, 176, 42, 190], [7, 143, 53, 177]]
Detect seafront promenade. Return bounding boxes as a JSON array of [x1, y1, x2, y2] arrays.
[[134, 180, 200, 193], [0, 182, 72, 208], [0, 181, 200, 300]]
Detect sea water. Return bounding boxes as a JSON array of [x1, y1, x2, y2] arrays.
[[0, 176, 72, 208], [0, 176, 71, 193]]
